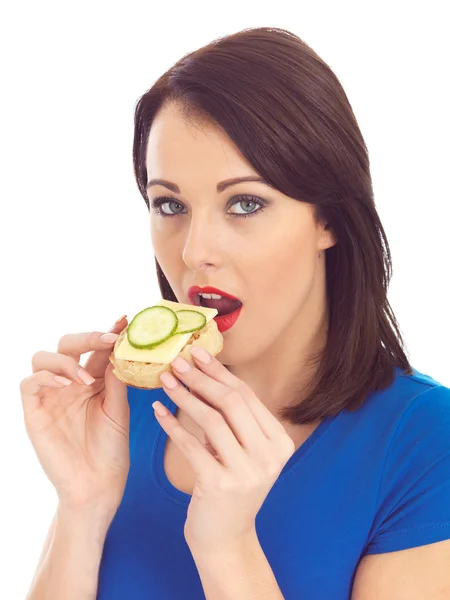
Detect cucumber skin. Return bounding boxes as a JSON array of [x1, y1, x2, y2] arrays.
[[173, 309, 207, 335], [127, 306, 179, 350]]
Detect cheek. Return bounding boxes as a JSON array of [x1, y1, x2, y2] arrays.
[[227, 230, 317, 355], [250, 225, 317, 293], [150, 216, 171, 246], [150, 218, 161, 250]]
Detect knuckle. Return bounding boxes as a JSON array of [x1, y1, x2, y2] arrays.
[[180, 433, 200, 454], [20, 371, 51, 403], [236, 383, 251, 397], [203, 409, 224, 430], [277, 435, 296, 458], [57, 334, 71, 352], [260, 451, 284, 476], [221, 390, 244, 408], [241, 470, 265, 491], [19, 374, 32, 393], [31, 350, 45, 365]]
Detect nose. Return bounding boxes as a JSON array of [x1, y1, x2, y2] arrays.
[[182, 214, 223, 271]]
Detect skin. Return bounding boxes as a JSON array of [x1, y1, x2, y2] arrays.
[[147, 101, 336, 429]]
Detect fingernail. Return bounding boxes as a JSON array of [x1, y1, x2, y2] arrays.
[[191, 346, 211, 363], [171, 356, 190, 372], [152, 401, 170, 416], [160, 371, 178, 389], [108, 315, 127, 332], [101, 333, 120, 343], [77, 368, 95, 385]]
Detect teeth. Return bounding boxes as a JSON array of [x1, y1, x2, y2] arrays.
[[199, 293, 223, 300]]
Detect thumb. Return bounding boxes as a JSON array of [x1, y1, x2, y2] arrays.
[[103, 362, 130, 431]]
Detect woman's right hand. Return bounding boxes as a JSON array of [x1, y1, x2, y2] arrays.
[[20, 315, 130, 520]]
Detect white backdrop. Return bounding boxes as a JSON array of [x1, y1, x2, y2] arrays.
[[1, 1, 449, 597]]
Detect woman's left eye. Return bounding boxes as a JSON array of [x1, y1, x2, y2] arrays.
[[150, 195, 267, 219], [228, 195, 266, 217]]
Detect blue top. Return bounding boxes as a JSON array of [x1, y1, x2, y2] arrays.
[[97, 367, 450, 599]]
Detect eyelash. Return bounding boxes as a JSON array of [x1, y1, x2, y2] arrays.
[[150, 194, 267, 219]]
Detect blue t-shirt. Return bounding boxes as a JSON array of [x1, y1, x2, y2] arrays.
[[97, 367, 450, 599]]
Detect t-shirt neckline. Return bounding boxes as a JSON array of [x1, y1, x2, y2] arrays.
[[152, 392, 339, 506]]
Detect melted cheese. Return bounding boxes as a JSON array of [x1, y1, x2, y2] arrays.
[[114, 299, 217, 364]]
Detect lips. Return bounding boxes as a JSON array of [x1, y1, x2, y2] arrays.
[[186, 286, 243, 332], [187, 286, 242, 305]]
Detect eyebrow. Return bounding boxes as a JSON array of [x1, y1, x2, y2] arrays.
[[146, 176, 269, 193]]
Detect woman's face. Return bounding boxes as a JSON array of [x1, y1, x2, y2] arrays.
[[146, 103, 334, 368]]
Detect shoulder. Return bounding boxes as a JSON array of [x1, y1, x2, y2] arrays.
[[333, 366, 450, 460], [362, 367, 450, 555], [383, 367, 450, 445], [365, 366, 450, 491], [350, 366, 450, 438]]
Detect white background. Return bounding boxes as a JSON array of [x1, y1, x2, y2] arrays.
[[1, 1, 449, 597]]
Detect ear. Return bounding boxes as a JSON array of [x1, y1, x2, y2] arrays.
[[318, 222, 337, 251]]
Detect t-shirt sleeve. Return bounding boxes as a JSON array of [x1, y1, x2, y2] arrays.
[[364, 383, 450, 555]]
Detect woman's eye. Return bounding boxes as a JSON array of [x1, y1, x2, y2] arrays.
[[150, 195, 267, 219], [151, 199, 186, 216], [164, 201, 185, 215], [228, 197, 263, 216]]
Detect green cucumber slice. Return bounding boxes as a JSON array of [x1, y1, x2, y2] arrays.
[[127, 306, 178, 350], [174, 309, 207, 335]]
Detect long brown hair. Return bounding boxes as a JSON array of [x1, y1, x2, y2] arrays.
[[132, 26, 413, 425]]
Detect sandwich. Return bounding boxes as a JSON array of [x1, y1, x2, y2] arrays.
[[109, 299, 223, 389]]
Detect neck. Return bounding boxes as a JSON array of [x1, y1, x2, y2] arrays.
[[226, 291, 328, 421]]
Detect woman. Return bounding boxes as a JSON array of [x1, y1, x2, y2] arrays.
[[22, 27, 450, 599]]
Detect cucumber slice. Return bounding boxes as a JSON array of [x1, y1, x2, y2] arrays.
[[174, 309, 207, 335], [127, 306, 178, 350]]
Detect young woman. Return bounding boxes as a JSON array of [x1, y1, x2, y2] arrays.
[[22, 27, 450, 599]]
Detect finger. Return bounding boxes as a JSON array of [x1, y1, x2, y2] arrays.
[[203, 434, 220, 458], [84, 316, 128, 378], [189, 348, 287, 440], [152, 401, 223, 476], [171, 358, 269, 457], [160, 374, 247, 470], [49, 315, 127, 380], [56, 317, 125, 362], [103, 362, 129, 433], [31, 351, 97, 386], [20, 370, 73, 412]]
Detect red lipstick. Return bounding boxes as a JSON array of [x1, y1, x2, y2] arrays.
[[214, 305, 243, 333], [187, 286, 241, 303], [187, 286, 243, 333]]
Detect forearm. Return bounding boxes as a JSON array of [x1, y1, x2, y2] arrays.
[[27, 505, 112, 600], [190, 531, 285, 600]]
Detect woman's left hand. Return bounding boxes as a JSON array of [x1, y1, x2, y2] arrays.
[[153, 346, 296, 555]]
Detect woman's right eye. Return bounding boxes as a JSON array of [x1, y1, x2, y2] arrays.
[[150, 197, 186, 217]]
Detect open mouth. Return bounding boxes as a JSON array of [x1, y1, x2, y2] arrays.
[[188, 286, 243, 322], [196, 294, 242, 316]]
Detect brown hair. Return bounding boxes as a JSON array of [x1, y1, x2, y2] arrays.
[[132, 26, 413, 425]]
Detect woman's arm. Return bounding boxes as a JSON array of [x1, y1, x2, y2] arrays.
[[26, 504, 112, 600], [26, 512, 57, 596], [19, 320, 130, 599], [190, 531, 285, 600]]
